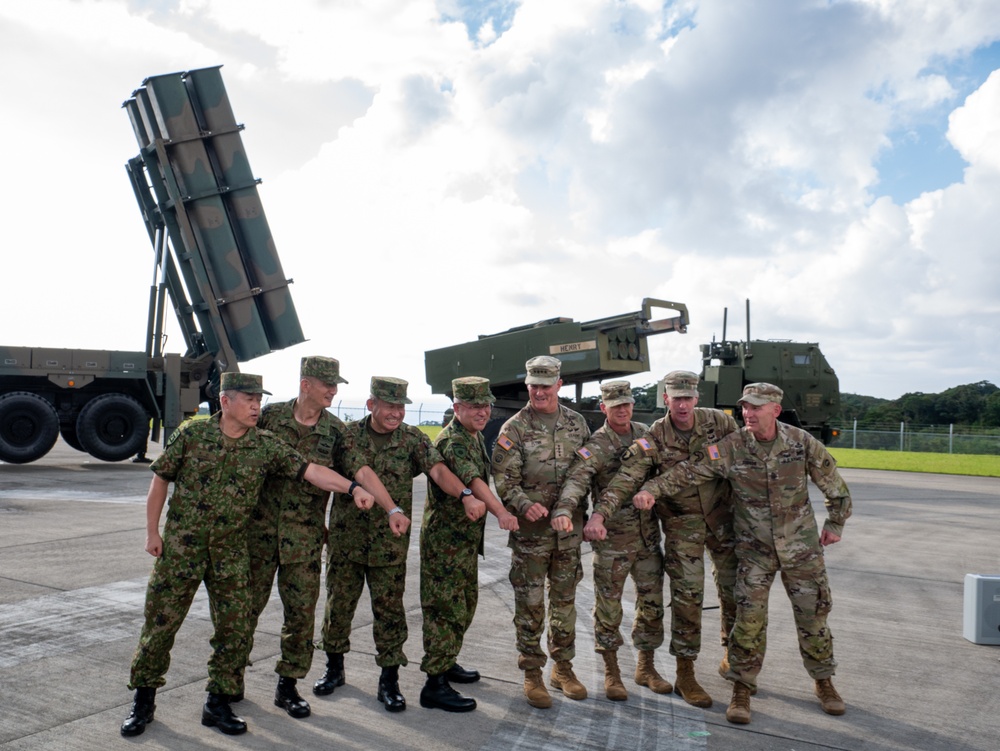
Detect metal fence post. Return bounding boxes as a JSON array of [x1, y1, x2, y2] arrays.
[[949, 423, 953, 454], [899, 422, 904, 452], [853, 419, 857, 450]]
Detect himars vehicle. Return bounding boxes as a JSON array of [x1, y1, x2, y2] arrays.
[[0, 67, 303, 464]]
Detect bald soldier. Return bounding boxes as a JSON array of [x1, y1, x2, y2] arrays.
[[492, 356, 591, 708], [246, 357, 391, 720], [121, 373, 375, 739], [634, 383, 852, 726], [553, 381, 668, 702], [419, 377, 519, 712], [317, 377, 479, 713], [593, 370, 739, 708]]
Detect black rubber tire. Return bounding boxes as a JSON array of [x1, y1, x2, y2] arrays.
[[59, 420, 85, 452], [76, 394, 149, 462], [0, 391, 60, 464]]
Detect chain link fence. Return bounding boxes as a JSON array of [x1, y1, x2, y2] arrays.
[[329, 403, 448, 427], [832, 422, 1000, 455]]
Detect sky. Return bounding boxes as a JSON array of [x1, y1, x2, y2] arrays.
[[1, 0, 998, 409]]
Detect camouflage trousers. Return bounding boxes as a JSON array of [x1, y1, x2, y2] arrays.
[[724, 554, 835, 690], [662, 512, 738, 659], [246, 551, 323, 679], [129, 557, 250, 695], [319, 552, 409, 668], [509, 544, 583, 669], [419, 536, 479, 676], [591, 540, 664, 653]]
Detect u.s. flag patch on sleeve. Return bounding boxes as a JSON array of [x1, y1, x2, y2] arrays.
[[576, 446, 593, 460], [707, 444, 721, 460], [496, 434, 514, 451], [636, 437, 653, 453]]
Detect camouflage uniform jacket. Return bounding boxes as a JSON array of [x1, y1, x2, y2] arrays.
[[642, 422, 852, 568], [492, 404, 591, 552], [331, 415, 445, 567], [151, 414, 306, 580], [555, 420, 660, 555], [596, 408, 738, 535], [253, 399, 359, 565], [426, 419, 490, 556]]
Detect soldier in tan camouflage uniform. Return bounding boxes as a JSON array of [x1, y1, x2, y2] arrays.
[[634, 382, 852, 725], [492, 356, 591, 708], [121, 373, 374, 739], [317, 377, 475, 713], [594, 370, 739, 708], [419, 377, 519, 713], [553, 380, 667, 703], [246, 357, 390, 720]]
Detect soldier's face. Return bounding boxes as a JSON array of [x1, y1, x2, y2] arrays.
[[742, 401, 781, 440], [302, 377, 338, 408], [601, 402, 633, 434], [221, 391, 262, 430], [527, 380, 561, 414], [666, 395, 698, 430], [454, 401, 491, 433], [369, 397, 405, 434]]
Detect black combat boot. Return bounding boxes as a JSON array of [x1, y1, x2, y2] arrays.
[[275, 676, 311, 718], [120, 687, 156, 737], [444, 663, 480, 684], [313, 652, 345, 696], [420, 674, 477, 712], [377, 665, 406, 712], [201, 693, 248, 735]]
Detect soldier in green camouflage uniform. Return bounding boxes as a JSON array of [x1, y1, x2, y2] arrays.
[[317, 376, 474, 713], [492, 356, 591, 708], [246, 357, 387, 719], [595, 370, 739, 708], [122, 373, 374, 739], [553, 380, 667, 702], [419, 377, 520, 713], [636, 383, 852, 725]]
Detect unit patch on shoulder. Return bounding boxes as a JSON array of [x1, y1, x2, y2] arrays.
[[496, 434, 514, 451], [707, 444, 721, 461], [576, 446, 593, 460], [165, 426, 183, 447]]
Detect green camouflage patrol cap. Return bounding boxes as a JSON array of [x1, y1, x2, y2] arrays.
[[738, 382, 784, 406], [600, 380, 634, 408], [524, 355, 562, 385], [663, 370, 700, 398], [371, 376, 412, 404], [301, 356, 348, 385], [452, 376, 495, 405], [220, 371, 271, 395]]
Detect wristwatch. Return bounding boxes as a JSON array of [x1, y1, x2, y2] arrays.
[[348, 481, 361, 496], [460, 488, 474, 499], [388, 507, 404, 516]]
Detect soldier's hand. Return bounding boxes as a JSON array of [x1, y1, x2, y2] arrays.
[[463, 496, 487, 521], [352, 487, 375, 510], [633, 490, 655, 510], [524, 503, 549, 522], [388, 512, 410, 537], [550, 515, 573, 533], [583, 514, 607, 541], [820, 529, 841, 546], [497, 511, 519, 531], [145, 531, 163, 557]]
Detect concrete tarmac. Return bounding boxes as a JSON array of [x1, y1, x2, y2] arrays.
[[1, 439, 998, 751]]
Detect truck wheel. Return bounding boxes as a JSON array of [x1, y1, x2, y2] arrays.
[[76, 394, 149, 462], [0, 392, 60, 464], [60, 421, 85, 452]]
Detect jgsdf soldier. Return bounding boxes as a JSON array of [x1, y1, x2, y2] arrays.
[[552, 380, 667, 702], [316, 376, 475, 712], [492, 356, 591, 708], [246, 357, 390, 719], [419, 376, 519, 712], [593, 370, 739, 708], [121, 373, 374, 738], [635, 383, 852, 725]]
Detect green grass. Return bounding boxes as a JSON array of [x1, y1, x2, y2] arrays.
[[829, 448, 1000, 477], [417, 425, 443, 441]]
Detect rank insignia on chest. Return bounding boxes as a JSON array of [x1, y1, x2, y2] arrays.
[[707, 444, 721, 460], [496, 434, 514, 451], [636, 437, 653, 453], [576, 446, 593, 460]]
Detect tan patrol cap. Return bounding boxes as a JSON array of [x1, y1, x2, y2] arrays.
[[371, 376, 412, 404], [600, 380, 634, 408], [301, 356, 347, 385], [663, 370, 699, 398], [524, 355, 561, 386], [220, 372, 271, 395], [737, 382, 784, 406], [452, 376, 495, 405]]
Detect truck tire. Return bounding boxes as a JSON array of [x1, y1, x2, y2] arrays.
[[76, 394, 149, 462], [0, 391, 60, 464], [60, 421, 85, 452]]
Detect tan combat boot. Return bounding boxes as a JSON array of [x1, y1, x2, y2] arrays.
[[815, 678, 846, 715], [726, 682, 752, 724], [675, 657, 712, 708], [634, 650, 672, 694], [550, 660, 588, 700], [601, 652, 627, 701], [524, 668, 552, 709]]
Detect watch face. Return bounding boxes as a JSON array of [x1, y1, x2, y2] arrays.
[[462, 488, 473, 497]]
